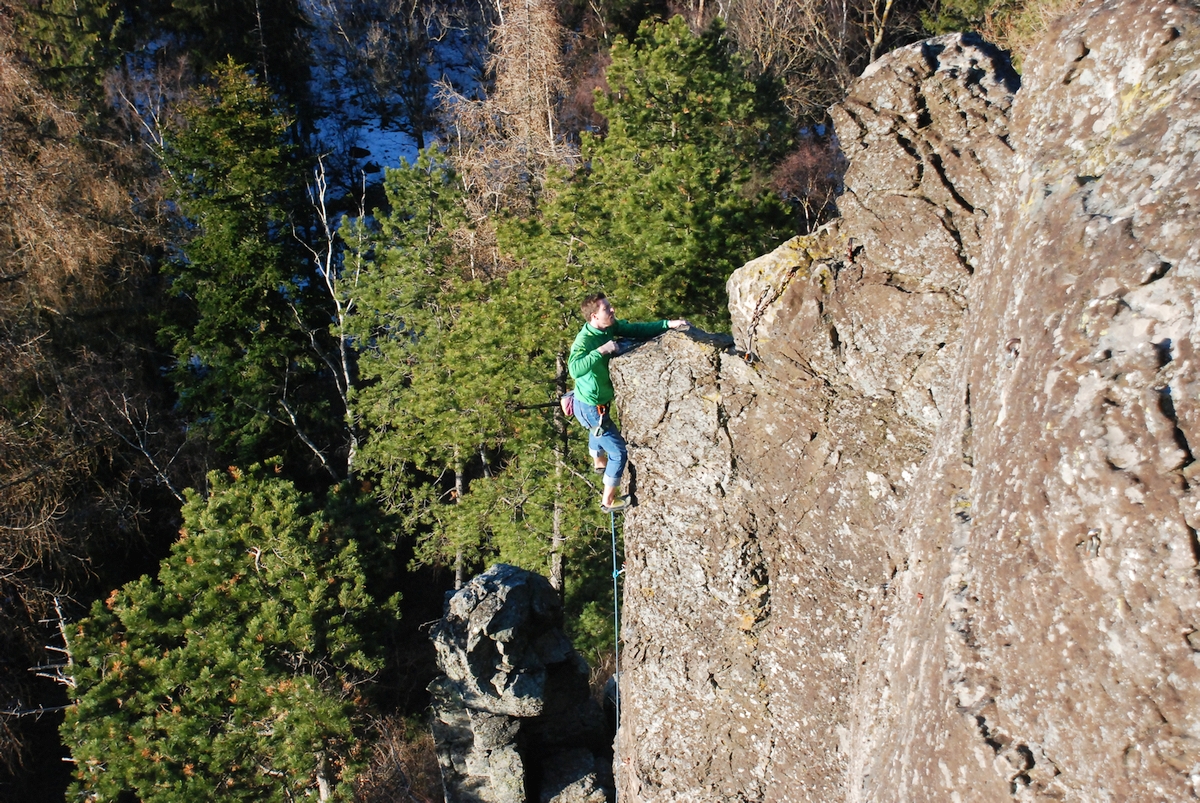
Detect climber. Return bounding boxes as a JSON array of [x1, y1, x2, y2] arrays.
[[568, 293, 689, 513]]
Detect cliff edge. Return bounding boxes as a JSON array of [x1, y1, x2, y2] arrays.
[[612, 1, 1200, 801]]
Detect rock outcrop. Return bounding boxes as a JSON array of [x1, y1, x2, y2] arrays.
[[429, 565, 610, 803], [612, 1, 1200, 801]]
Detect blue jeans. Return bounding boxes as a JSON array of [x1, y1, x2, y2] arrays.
[[573, 401, 627, 489]]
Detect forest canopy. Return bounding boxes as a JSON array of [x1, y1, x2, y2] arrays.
[[0, 0, 1079, 799]]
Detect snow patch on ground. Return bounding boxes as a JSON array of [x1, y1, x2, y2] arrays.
[[300, 0, 483, 181], [300, 0, 420, 176]]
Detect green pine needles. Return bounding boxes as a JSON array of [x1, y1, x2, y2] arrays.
[[15, 0, 124, 92], [63, 466, 393, 802], [505, 16, 795, 331], [341, 16, 799, 659], [158, 61, 341, 470], [346, 149, 599, 588]]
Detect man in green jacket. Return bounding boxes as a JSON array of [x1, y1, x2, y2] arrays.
[[568, 293, 689, 513]]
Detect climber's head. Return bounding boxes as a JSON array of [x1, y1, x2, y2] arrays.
[[582, 293, 616, 330]]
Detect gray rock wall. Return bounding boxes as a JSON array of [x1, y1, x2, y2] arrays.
[[429, 565, 610, 803], [612, 2, 1200, 801]]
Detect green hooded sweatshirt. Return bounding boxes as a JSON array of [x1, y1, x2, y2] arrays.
[[568, 319, 670, 405]]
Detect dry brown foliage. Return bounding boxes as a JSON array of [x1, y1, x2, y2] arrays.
[[0, 22, 179, 775], [1, 55, 114, 305], [670, 0, 929, 120], [354, 715, 445, 803], [440, 0, 577, 219]]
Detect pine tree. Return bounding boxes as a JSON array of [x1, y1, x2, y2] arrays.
[[503, 16, 795, 330], [347, 150, 488, 486], [15, 0, 124, 92], [347, 150, 602, 593], [348, 149, 479, 582], [62, 466, 392, 803], [158, 60, 341, 474]]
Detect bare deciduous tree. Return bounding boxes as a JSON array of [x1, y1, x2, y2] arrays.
[[104, 50, 195, 152], [440, 0, 577, 218], [304, 0, 484, 154], [671, 0, 931, 120], [0, 22, 179, 776], [295, 157, 364, 479], [770, 132, 846, 229]]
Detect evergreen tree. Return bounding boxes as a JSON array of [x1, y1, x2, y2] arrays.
[[348, 149, 479, 582], [158, 60, 340, 474], [14, 0, 124, 92], [62, 466, 392, 803], [347, 150, 489, 491], [347, 151, 602, 594], [504, 16, 794, 330]]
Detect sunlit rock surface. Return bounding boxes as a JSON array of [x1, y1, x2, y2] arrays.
[[612, 2, 1200, 800], [430, 565, 610, 803]]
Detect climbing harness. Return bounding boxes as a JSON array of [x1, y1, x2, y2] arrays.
[[610, 508, 624, 800]]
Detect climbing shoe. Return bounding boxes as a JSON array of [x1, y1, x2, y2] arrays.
[[593, 465, 607, 474], [601, 496, 630, 514]]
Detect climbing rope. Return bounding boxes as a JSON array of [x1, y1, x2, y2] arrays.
[[610, 508, 623, 799]]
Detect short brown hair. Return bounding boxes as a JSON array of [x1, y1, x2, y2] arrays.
[[580, 293, 608, 320]]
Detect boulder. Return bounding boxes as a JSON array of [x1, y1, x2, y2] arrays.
[[430, 565, 610, 803]]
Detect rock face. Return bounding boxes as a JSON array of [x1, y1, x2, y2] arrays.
[[429, 565, 610, 803], [612, 2, 1200, 801]]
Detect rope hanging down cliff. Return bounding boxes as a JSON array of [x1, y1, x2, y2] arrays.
[[610, 508, 624, 798]]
